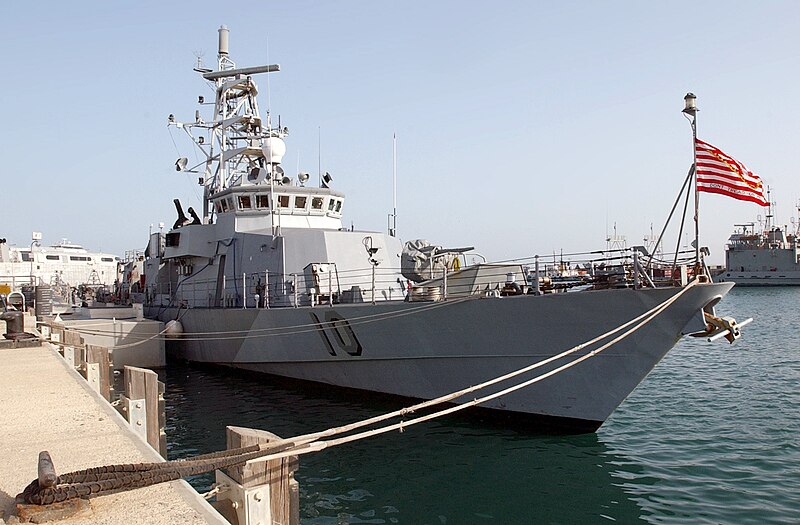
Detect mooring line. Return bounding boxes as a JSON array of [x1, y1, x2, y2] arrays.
[[67, 295, 475, 347], [24, 280, 698, 505], [240, 279, 699, 454], [243, 279, 699, 464]]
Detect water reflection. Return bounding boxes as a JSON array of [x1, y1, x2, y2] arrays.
[[598, 288, 800, 524], [161, 362, 651, 524], [155, 287, 800, 524]]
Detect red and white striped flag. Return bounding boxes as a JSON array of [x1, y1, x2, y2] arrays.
[[695, 138, 768, 206]]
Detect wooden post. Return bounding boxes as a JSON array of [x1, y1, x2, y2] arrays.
[[50, 326, 64, 355], [216, 426, 299, 525], [64, 345, 83, 371], [55, 327, 84, 371], [61, 329, 85, 368], [119, 366, 166, 458], [76, 344, 87, 377], [85, 344, 113, 401], [63, 329, 83, 349]]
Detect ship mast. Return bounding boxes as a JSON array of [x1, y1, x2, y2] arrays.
[[765, 186, 774, 230], [170, 25, 282, 223], [389, 133, 397, 237], [682, 93, 700, 271]]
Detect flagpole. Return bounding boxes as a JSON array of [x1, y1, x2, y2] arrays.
[[392, 132, 397, 237], [683, 93, 699, 271]]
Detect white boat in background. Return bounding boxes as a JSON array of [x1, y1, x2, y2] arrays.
[[0, 234, 120, 308], [139, 26, 744, 433]]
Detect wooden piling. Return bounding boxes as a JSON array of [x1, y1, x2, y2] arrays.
[[85, 344, 113, 401], [63, 329, 84, 349], [222, 426, 299, 525], [119, 366, 167, 457], [46, 325, 111, 401], [50, 326, 64, 354], [63, 344, 84, 371]]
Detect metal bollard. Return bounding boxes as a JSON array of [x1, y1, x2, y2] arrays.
[[37, 451, 57, 489]]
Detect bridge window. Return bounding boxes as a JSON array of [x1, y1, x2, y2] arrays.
[[70, 256, 90, 262], [294, 196, 307, 209], [311, 197, 324, 210], [256, 194, 270, 208], [335, 200, 342, 212], [238, 195, 252, 209], [328, 199, 336, 211], [220, 199, 229, 212], [277, 195, 290, 208], [165, 232, 180, 247], [101, 257, 115, 262], [46, 255, 60, 261]]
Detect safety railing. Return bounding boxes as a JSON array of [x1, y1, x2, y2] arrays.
[[147, 263, 409, 309], [142, 248, 703, 310]]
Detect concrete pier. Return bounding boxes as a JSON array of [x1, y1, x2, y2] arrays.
[[0, 343, 228, 524], [60, 317, 166, 370]]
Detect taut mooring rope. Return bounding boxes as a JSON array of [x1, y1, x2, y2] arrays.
[[24, 280, 699, 505]]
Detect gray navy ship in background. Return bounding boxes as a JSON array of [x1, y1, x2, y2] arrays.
[[140, 26, 741, 433], [716, 195, 800, 286]]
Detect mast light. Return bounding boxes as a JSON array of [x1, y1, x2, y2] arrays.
[[683, 93, 697, 115]]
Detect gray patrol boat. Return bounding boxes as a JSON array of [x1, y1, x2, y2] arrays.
[[142, 26, 741, 432]]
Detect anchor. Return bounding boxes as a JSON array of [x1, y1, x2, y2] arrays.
[[691, 310, 753, 344]]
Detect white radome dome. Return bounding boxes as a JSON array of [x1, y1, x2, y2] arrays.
[[262, 137, 286, 164]]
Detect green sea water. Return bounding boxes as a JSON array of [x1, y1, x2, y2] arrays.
[[163, 287, 800, 524]]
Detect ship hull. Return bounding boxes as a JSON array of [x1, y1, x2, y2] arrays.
[[149, 282, 732, 431], [716, 270, 800, 286]]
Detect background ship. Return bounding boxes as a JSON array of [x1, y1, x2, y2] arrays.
[[716, 199, 800, 286], [0, 233, 120, 311]]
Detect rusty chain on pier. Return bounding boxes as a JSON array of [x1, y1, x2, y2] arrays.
[[21, 442, 295, 505]]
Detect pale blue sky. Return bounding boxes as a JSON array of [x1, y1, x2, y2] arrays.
[[2, 1, 798, 264]]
